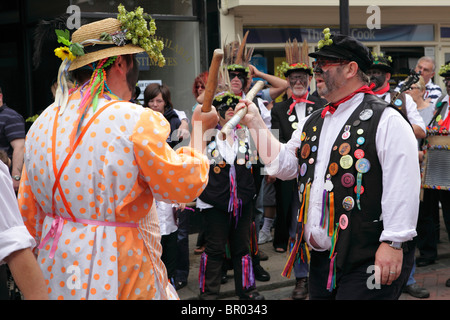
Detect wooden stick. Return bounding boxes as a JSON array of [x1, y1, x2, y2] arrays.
[[201, 49, 224, 112], [220, 80, 265, 137]]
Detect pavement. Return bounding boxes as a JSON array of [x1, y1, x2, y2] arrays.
[[176, 211, 450, 301]]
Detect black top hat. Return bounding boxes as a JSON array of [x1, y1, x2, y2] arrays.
[[309, 28, 373, 72], [368, 52, 393, 73]]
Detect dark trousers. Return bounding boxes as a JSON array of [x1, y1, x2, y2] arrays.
[[200, 203, 254, 299], [161, 231, 178, 284], [308, 240, 415, 300], [417, 189, 450, 261], [175, 208, 190, 283]]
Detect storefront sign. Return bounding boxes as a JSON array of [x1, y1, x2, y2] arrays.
[[244, 25, 434, 44]]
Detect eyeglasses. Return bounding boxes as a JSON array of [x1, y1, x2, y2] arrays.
[[196, 85, 205, 89], [288, 74, 308, 83], [312, 59, 349, 70]]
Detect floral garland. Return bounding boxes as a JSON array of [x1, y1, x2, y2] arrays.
[[277, 61, 313, 77]]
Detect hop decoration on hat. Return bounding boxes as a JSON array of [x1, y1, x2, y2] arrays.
[[372, 52, 392, 65], [223, 31, 254, 74], [317, 28, 333, 49], [213, 91, 241, 108], [117, 4, 165, 67], [438, 61, 450, 77], [277, 38, 312, 77]]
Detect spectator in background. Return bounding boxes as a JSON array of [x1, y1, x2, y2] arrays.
[[396, 56, 442, 105], [0, 86, 25, 193]]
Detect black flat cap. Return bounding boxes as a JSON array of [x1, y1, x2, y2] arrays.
[[309, 32, 373, 72]]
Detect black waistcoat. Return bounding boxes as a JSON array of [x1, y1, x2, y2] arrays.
[[297, 94, 388, 272], [199, 132, 256, 212]]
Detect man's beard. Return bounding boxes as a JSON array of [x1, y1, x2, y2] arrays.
[[317, 68, 344, 98], [370, 74, 385, 91]]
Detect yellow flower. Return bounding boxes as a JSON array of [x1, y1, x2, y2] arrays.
[[54, 46, 75, 61]]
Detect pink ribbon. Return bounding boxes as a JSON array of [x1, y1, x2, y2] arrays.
[[38, 214, 139, 259]]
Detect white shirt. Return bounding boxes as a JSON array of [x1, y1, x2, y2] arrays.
[[377, 91, 426, 134], [155, 200, 177, 235], [266, 93, 420, 251], [0, 161, 35, 264]]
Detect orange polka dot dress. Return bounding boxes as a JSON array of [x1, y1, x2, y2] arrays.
[[18, 90, 209, 300]]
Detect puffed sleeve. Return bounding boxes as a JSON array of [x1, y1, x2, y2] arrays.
[[131, 108, 210, 203], [1, 162, 35, 263]]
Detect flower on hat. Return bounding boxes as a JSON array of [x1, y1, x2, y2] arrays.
[[54, 46, 76, 61], [318, 28, 333, 49]]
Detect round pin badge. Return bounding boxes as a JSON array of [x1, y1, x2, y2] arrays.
[[212, 149, 219, 158], [354, 185, 364, 194], [301, 132, 306, 141], [213, 166, 221, 174], [394, 99, 403, 107], [237, 158, 246, 165], [246, 161, 252, 169], [288, 115, 296, 122], [341, 172, 355, 188], [311, 135, 317, 142], [355, 158, 371, 173], [308, 158, 315, 165], [354, 149, 365, 159], [357, 128, 364, 135], [342, 131, 351, 140], [292, 122, 298, 130], [342, 196, 355, 211], [300, 163, 307, 176], [338, 143, 351, 156], [301, 144, 311, 159], [208, 141, 216, 150], [340, 154, 353, 170], [239, 145, 247, 154], [324, 179, 334, 192], [359, 109, 373, 121], [353, 119, 361, 127], [329, 162, 339, 176], [356, 136, 365, 146], [339, 214, 349, 230], [218, 161, 226, 168], [311, 145, 317, 153]]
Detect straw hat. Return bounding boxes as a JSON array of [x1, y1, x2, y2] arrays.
[[68, 18, 145, 71]]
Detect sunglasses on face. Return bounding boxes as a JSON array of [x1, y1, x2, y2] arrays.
[[312, 59, 349, 70], [229, 71, 246, 80]]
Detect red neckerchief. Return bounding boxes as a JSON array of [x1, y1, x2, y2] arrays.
[[373, 84, 390, 96], [321, 83, 375, 118], [288, 92, 314, 115]]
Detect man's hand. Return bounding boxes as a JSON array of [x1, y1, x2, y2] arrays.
[[375, 242, 403, 285], [234, 98, 261, 128], [189, 104, 219, 152]]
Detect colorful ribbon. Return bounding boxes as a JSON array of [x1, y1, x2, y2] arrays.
[[38, 213, 138, 259]]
